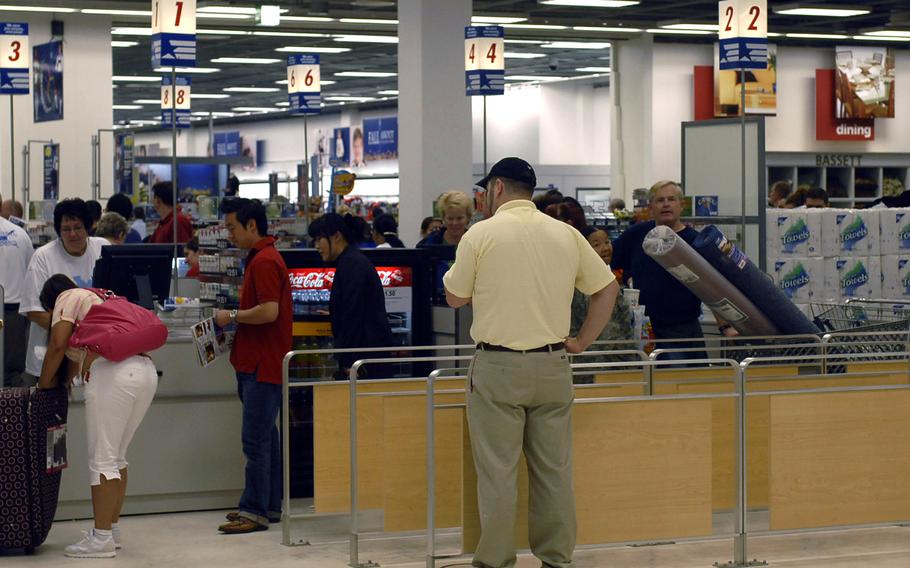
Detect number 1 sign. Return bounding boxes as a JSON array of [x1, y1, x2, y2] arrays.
[[152, 0, 196, 68], [287, 54, 321, 115], [161, 76, 191, 128], [0, 23, 29, 95], [718, 0, 768, 70], [465, 26, 504, 96]]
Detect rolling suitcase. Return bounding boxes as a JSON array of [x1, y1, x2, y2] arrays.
[[0, 387, 69, 553]]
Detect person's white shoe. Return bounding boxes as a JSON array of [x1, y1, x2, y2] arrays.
[[64, 529, 116, 558], [112, 525, 121, 549]]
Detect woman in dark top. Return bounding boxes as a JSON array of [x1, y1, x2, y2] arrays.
[[308, 214, 392, 379], [372, 213, 405, 248]]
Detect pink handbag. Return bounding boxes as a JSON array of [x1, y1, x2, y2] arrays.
[[69, 289, 169, 362]]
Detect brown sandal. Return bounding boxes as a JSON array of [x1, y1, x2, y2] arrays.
[[225, 512, 280, 523], [218, 518, 267, 534]]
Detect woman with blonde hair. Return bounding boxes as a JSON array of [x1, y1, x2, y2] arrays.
[[418, 190, 473, 247]]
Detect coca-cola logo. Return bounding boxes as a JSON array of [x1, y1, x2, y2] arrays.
[[289, 270, 335, 289], [376, 269, 404, 287]]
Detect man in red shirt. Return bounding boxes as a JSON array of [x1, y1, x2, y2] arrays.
[[213, 198, 292, 534], [148, 182, 194, 243]]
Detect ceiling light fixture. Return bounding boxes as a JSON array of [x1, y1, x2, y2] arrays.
[[646, 28, 713, 36], [542, 41, 611, 49], [111, 41, 139, 47], [0, 5, 76, 13], [212, 57, 281, 64], [231, 107, 283, 112], [773, 4, 870, 17], [197, 29, 252, 36], [572, 26, 641, 33], [324, 96, 377, 102], [784, 32, 849, 39], [154, 67, 221, 74], [132, 99, 164, 104], [339, 18, 398, 25], [505, 52, 547, 59], [252, 31, 328, 37], [195, 13, 253, 20], [188, 93, 231, 99], [854, 35, 910, 42], [275, 101, 290, 107], [275, 79, 335, 85], [501, 23, 568, 30], [539, 0, 639, 7], [506, 75, 565, 81], [223, 87, 281, 92], [335, 71, 397, 77], [659, 22, 719, 31], [281, 16, 335, 22], [576, 66, 612, 72], [83, 9, 151, 16], [504, 39, 545, 44], [113, 76, 162, 82], [859, 29, 910, 38], [377, 90, 399, 95], [112, 27, 154, 36], [113, 104, 144, 110], [332, 34, 398, 43], [275, 46, 352, 53], [472, 16, 527, 24]]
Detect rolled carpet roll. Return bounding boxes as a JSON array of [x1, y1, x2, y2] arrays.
[[692, 225, 821, 335], [643, 225, 780, 336]]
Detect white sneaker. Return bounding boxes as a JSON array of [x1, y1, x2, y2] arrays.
[[112, 526, 121, 549], [64, 529, 116, 558]]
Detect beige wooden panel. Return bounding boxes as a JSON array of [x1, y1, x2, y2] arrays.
[[313, 378, 464, 513], [770, 390, 910, 530], [594, 370, 645, 384], [845, 360, 910, 375], [575, 384, 644, 398], [463, 399, 713, 552], [382, 395, 464, 532]]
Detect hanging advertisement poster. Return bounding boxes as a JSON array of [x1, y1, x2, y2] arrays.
[[714, 43, 776, 117], [114, 134, 135, 196], [33, 40, 62, 122], [363, 117, 398, 162], [331, 127, 350, 167], [43, 143, 59, 200], [835, 46, 895, 119], [213, 131, 241, 157]]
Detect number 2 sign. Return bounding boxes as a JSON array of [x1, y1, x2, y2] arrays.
[[0, 22, 29, 95], [161, 76, 191, 128], [151, 0, 197, 68], [718, 0, 768, 70], [287, 54, 321, 115], [465, 26, 504, 96]]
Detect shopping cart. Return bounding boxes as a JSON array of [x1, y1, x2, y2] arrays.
[[809, 298, 910, 357]]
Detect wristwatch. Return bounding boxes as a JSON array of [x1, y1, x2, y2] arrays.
[[230, 309, 238, 323]]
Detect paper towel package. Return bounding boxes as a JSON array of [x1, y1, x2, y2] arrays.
[[879, 208, 910, 256], [822, 210, 877, 257], [769, 209, 822, 256], [771, 257, 823, 303], [859, 209, 881, 256], [824, 257, 880, 300], [881, 255, 910, 299]]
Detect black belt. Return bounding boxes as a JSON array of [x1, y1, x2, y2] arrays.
[[477, 342, 565, 354], [4, 303, 19, 311]]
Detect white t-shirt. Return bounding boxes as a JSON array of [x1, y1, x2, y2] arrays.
[[131, 219, 147, 240], [0, 216, 34, 304], [19, 237, 108, 376]]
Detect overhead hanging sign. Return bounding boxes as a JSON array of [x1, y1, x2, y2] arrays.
[[718, 0, 768, 70], [0, 23, 29, 95], [161, 75, 191, 128], [151, 0, 197, 68], [465, 25, 504, 96], [43, 144, 59, 200], [287, 54, 321, 115]]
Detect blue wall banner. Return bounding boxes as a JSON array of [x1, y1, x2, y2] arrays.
[[363, 117, 398, 162], [43, 144, 59, 200], [33, 40, 63, 122], [213, 131, 241, 157], [114, 134, 134, 195], [0, 22, 30, 95]]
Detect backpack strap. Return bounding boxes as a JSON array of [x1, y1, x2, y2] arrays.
[[87, 288, 115, 301]]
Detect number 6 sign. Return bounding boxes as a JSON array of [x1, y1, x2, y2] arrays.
[[287, 54, 321, 115], [161, 76, 191, 128], [0, 23, 29, 95], [465, 26, 504, 97], [718, 0, 768, 70], [151, 0, 196, 68]]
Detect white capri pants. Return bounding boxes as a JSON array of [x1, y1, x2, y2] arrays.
[[83, 356, 158, 486]]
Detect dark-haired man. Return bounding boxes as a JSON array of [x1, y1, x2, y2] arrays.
[[0, 192, 33, 387], [213, 198, 292, 534], [804, 186, 830, 209], [106, 193, 142, 243], [18, 198, 107, 387], [444, 157, 618, 568], [149, 182, 193, 244]]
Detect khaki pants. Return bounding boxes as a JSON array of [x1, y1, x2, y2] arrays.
[[467, 349, 576, 568]]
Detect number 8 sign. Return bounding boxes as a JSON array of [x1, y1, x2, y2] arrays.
[[465, 26, 504, 97], [287, 54, 321, 115], [151, 0, 196, 68], [0, 22, 29, 95], [718, 0, 768, 70], [161, 76, 191, 128]]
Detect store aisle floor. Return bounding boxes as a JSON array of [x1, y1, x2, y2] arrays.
[[4, 510, 910, 567]]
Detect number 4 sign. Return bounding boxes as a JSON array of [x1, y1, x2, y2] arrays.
[[152, 0, 196, 68], [465, 26, 504, 96], [161, 76, 191, 128], [287, 54, 321, 115], [718, 0, 767, 70], [0, 23, 29, 95]]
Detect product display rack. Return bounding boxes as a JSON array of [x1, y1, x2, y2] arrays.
[[767, 151, 908, 208]]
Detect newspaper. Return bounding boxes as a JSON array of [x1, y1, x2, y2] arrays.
[[191, 317, 235, 367]]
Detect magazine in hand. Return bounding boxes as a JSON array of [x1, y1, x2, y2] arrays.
[[191, 317, 235, 367]]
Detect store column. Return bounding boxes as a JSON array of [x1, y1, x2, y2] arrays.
[[397, 0, 473, 245], [610, 35, 655, 204]]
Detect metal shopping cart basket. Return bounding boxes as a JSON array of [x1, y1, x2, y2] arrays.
[[808, 298, 910, 356]]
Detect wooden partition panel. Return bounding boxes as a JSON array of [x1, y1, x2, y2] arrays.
[[462, 398, 713, 553], [770, 389, 910, 530]]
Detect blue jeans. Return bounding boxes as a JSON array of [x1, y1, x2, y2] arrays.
[[653, 320, 708, 366], [236, 372, 283, 525]]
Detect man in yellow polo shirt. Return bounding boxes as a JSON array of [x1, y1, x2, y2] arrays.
[[444, 157, 619, 568]]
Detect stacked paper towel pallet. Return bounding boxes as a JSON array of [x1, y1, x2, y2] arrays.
[[766, 208, 910, 310]]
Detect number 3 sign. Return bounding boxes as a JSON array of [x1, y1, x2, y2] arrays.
[[718, 0, 768, 70], [465, 26, 504, 97], [161, 76, 191, 128], [0, 23, 29, 95], [152, 0, 197, 68], [287, 54, 321, 115]]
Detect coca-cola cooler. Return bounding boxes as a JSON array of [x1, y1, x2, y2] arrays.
[[278, 248, 434, 499]]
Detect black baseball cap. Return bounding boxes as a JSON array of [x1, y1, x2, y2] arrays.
[[476, 157, 537, 190]]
